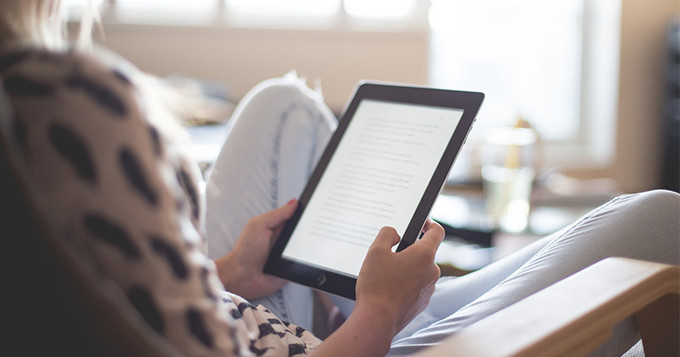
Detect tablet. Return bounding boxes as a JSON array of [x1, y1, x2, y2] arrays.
[[264, 82, 484, 299]]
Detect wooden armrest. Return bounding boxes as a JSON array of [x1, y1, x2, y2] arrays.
[[417, 257, 680, 357]]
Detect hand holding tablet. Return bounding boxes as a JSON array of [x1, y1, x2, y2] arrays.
[[265, 82, 484, 299], [355, 220, 445, 334]]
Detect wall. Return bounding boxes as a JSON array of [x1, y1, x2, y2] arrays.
[[611, 0, 679, 192], [96, 23, 429, 114]]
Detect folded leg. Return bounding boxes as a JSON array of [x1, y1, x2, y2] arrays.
[[204, 72, 336, 330], [390, 190, 680, 356]]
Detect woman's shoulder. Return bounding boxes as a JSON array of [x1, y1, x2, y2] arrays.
[[1, 44, 136, 84], [1, 45, 138, 117]]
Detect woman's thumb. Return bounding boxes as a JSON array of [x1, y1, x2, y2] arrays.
[[372, 226, 401, 250], [262, 199, 298, 227]]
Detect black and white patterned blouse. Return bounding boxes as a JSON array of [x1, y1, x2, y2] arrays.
[[0, 46, 320, 356]]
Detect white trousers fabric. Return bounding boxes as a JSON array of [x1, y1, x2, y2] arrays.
[[205, 72, 337, 331], [389, 189, 679, 356], [205, 74, 680, 356]]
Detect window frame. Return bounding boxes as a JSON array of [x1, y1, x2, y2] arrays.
[[66, 0, 430, 30]]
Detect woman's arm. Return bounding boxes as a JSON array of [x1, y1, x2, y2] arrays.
[[213, 198, 444, 355]]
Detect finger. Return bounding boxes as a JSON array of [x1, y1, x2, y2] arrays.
[[422, 218, 435, 232], [416, 219, 445, 251], [429, 263, 442, 282], [259, 199, 298, 227], [371, 226, 401, 250]]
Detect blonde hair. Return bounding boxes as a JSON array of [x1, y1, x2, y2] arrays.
[[0, 0, 97, 50], [0, 0, 196, 140]]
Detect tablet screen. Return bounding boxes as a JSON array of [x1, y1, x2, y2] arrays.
[[281, 99, 464, 277]]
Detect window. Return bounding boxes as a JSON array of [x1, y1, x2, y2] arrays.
[[64, 0, 425, 29], [116, 0, 216, 7], [430, 0, 581, 142], [64, 0, 93, 5], [344, 0, 417, 19], [65, 0, 420, 19], [225, 0, 419, 18], [65, 0, 214, 5], [226, 0, 340, 17], [64, 0, 104, 9], [430, 0, 620, 176]]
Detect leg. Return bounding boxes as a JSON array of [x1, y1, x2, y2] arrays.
[[205, 72, 336, 330], [394, 234, 551, 340], [389, 190, 680, 356]]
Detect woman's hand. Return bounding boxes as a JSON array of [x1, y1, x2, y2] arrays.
[[314, 220, 445, 357], [356, 219, 445, 336], [214, 199, 297, 300]]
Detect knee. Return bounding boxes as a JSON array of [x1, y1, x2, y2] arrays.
[[632, 189, 680, 214], [636, 190, 680, 263], [598, 189, 679, 235], [586, 190, 679, 265], [618, 190, 679, 242], [241, 72, 324, 115], [232, 72, 336, 132]]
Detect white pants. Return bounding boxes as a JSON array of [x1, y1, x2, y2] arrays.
[[205, 74, 680, 356]]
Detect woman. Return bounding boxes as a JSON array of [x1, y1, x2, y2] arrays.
[[1, 1, 678, 356]]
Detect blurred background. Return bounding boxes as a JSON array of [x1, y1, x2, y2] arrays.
[[65, 0, 678, 272], [66, 0, 678, 194]]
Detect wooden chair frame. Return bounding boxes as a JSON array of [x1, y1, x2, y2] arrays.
[[417, 257, 680, 357]]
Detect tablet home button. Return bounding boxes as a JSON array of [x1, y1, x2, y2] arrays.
[[316, 275, 327, 286]]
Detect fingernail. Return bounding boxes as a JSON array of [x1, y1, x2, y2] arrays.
[[286, 199, 296, 206]]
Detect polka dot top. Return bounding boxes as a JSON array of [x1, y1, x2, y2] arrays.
[[0, 46, 321, 356]]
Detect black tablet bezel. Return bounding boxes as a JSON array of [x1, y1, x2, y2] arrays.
[[264, 82, 484, 299]]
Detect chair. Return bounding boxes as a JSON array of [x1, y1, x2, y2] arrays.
[[416, 257, 679, 357], [2, 86, 678, 356]]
